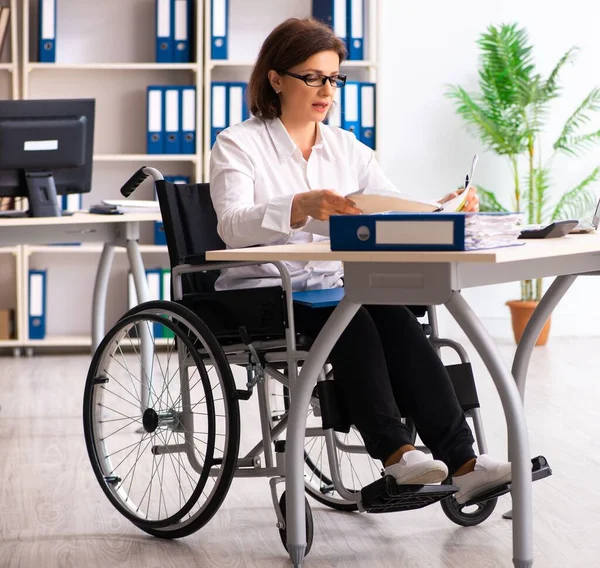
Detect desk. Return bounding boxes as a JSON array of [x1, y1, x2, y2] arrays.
[[0, 212, 161, 353], [206, 234, 600, 568]]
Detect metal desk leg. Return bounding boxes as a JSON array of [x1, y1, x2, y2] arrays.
[[126, 238, 152, 412], [285, 297, 360, 568], [502, 274, 577, 520], [512, 274, 578, 399], [445, 291, 533, 568], [91, 243, 116, 352]]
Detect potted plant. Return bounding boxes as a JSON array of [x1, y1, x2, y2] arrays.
[[446, 23, 600, 345]]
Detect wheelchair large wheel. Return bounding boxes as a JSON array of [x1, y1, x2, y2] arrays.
[[83, 301, 240, 539]]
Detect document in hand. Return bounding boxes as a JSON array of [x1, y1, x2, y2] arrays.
[[329, 212, 525, 251], [346, 190, 469, 215], [305, 190, 469, 237]]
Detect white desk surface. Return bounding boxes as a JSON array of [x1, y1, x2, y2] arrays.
[[0, 212, 161, 227], [206, 234, 600, 264]]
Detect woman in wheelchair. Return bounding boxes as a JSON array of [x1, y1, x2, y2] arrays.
[[209, 17, 511, 505]]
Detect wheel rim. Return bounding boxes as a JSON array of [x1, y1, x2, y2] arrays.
[[85, 308, 234, 530]]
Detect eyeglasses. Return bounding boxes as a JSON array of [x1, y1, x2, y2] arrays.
[[278, 70, 347, 88]]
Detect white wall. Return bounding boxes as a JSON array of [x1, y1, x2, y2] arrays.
[[378, 0, 600, 338]]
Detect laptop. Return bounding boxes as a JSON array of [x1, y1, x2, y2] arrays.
[[570, 196, 600, 233]]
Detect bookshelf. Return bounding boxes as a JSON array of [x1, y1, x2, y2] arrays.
[[201, 0, 380, 180], [0, 0, 380, 354], [8, 0, 205, 353], [0, 0, 19, 352]]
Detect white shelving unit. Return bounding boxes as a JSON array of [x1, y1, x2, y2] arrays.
[[4, 0, 206, 353], [201, 0, 380, 179], [0, 0, 20, 350], [0, 0, 380, 353]]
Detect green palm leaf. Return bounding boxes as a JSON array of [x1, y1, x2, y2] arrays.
[[445, 86, 523, 154], [550, 166, 600, 220], [554, 87, 600, 154], [542, 47, 578, 101], [477, 186, 510, 213]]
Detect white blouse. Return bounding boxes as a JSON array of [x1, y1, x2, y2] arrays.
[[209, 116, 399, 291]]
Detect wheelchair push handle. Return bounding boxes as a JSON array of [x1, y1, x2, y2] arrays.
[[120, 167, 164, 198]]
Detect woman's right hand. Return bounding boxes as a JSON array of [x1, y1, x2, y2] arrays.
[[291, 190, 362, 225]]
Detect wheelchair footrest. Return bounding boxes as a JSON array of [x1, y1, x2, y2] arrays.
[[463, 455, 552, 507], [361, 475, 458, 514]]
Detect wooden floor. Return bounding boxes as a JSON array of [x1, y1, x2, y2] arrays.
[[1, 336, 599, 568]]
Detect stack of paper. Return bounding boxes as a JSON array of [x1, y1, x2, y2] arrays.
[[464, 213, 524, 250], [101, 199, 161, 214]]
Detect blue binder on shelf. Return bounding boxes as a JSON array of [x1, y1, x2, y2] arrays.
[[156, 0, 173, 62], [154, 222, 167, 246], [164, 87, 181, 154], [39, 0, 56, 63], [161, 269, 175, 338], [312, 0, 347, 46], [147, 86, 164, 154], [342, 81, 360, 136], [347, 0, 364, 60], [211, 82, 228, 147], [61, 193, 82, 212], [359, 82, 375, 149], [227, 82, 249, 127], [293, 288, 345, 308], [173, 0, 192, 63], [180, 86, 196, 154], [146, 268, 163, 336], [211, 0, 228, 60], [28, 269, 47, 340]]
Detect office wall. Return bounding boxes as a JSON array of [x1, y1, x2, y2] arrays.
[[378, 0, 600, 338]]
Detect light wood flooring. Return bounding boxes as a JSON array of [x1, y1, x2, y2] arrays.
[[1, 336, 599, 568]]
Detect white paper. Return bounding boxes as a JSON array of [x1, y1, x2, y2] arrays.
[[347, 192, 440, 214]]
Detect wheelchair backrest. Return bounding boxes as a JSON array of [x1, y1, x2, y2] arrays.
[[154, 179, 288, 340], [154, 179, 225, 293]]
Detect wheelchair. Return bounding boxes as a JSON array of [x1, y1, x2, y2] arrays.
[[83, 168, 551, 561]]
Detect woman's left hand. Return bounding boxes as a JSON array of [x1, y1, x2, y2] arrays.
[[439, 186, 479, 212]]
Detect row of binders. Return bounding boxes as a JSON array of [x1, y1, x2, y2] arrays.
[[154, 175, 189, 245], [211, 82, 249, 147], [28, 266, 176, 341], [156, 0, 194, 63], [328, 81, 375, 149], [38, 0, 193, 63], [210, 81, 376, 149], [147, 86, 196, 154], [129, 269, 173, 338], [211, 0, 367, 60]]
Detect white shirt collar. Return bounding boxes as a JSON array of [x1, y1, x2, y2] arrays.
[[265, 118, 335, 162]]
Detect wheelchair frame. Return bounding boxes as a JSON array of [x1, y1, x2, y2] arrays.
[[83, 167, 552, 566]]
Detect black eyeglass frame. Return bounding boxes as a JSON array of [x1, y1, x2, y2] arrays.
[[278, 70, 347, 88]]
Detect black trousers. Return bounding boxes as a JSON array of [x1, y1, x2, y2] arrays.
[[294, 303, 476, 474]]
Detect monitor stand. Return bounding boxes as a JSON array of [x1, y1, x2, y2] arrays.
[[25, 171, 61, 217]]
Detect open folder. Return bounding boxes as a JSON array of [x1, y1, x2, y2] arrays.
[[305, 190, 469, 237], [347, 190, 468, 214]]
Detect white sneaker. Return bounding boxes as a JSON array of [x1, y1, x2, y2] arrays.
[[452, 454, 512, 504], [384, 450, 448, 485]]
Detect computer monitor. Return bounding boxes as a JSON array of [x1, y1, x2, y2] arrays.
[[0, 99, 95, 217]]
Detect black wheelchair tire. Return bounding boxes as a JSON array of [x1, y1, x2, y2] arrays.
[[439, 479, 498, 527], [83, 301, 241, 539]]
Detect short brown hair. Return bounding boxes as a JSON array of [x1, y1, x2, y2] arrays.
[[248, 18, 347, 119]]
